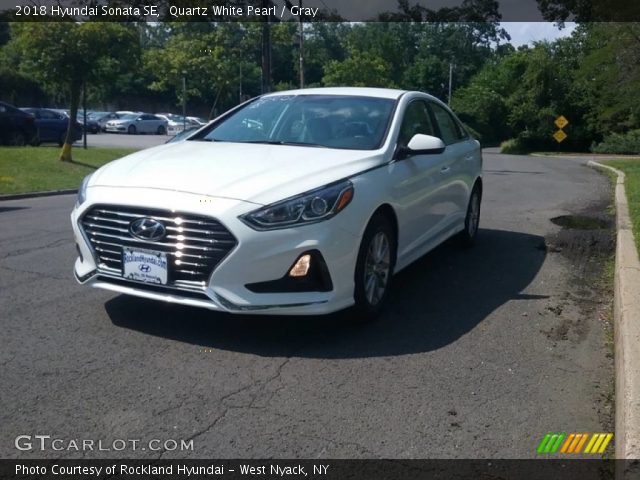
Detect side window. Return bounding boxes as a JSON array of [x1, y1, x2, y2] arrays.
[[40, 110, 57, 120], [398, 100, 436, 146], [429, 102, 465, 145]]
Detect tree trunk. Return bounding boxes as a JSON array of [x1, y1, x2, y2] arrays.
[[59, 81, 82, 162]]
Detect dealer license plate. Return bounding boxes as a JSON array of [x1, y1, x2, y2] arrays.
[[122, 248, 168, 285]]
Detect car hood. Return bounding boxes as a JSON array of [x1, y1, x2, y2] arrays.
[[89, 141, 386, 205]]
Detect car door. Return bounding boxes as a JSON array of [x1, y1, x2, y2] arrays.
[[35, 109, 54, 141], [389, 99, 451, 260], [427, 101, 479, 224]]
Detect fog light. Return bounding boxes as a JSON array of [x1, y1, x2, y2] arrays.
[[289, 254, 311, 277]]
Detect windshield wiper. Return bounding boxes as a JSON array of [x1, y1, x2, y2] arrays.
[[242, 140, 327, 148]]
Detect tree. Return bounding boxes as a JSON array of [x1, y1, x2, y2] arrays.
[[144, 23, 261, 117], [9, 22, 140, 161]]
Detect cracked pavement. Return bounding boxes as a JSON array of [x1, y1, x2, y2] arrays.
[[0, 150, 614, 459]]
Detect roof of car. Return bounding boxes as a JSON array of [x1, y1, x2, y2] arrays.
[[264, 87, 408, 100]]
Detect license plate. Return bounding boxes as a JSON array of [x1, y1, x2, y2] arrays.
[[122, 248, 168, 285]]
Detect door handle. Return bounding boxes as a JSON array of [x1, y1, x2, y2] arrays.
[[464, 155, 475, 161], [440, 166, 451, 174]]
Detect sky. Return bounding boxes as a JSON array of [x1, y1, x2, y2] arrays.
[[501, 22, 577, 47]]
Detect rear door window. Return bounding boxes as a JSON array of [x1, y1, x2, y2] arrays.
[[428, 102, 466, 145]]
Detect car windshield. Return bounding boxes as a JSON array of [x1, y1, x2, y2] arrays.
[[195, 95, 396, 150], [120, 114, 138, 121], [89, 112, 109, 119]]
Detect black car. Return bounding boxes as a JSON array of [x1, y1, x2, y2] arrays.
[[0, 101, 39, 146], [20, 108, 82, 146]]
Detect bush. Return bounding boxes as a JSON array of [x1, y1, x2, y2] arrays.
[[500, 138, 530, 154], [592, 130, 640, 155]]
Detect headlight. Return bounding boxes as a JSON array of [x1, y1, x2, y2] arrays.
[[240, 180, 354, 230], [76, 174, 92, 207]]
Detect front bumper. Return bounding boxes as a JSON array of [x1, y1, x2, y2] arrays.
[[105, 125, 127, 132], [72, 187, 360, 315]]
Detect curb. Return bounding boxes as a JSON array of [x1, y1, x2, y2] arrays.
[[0, 189, 77, 201], [588, 160, 640, 460]]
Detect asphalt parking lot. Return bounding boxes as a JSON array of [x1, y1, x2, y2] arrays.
[[0, 149, 614, 459], [78, 132, 169, 150]]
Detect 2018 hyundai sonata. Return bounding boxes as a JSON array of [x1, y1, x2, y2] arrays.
[[71, 88, 482, 320]]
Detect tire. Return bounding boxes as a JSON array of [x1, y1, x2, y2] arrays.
[[10, 131, 26, 146], [128, 125, 137, 135], [352, 213, 396, 322], [157, 125, 166, 135], [457, 185, 482, 247]]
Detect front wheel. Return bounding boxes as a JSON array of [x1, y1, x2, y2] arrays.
[[157, 125, 166, 135], [10, 131, 26, 146], [457, 185, 481, 247], [352, 213, 396, 322], [128, 125, 137, 135]]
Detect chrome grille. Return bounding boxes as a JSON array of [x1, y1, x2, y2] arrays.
[[80, 205, 237, 289]]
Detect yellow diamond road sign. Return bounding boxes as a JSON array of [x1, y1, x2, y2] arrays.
[[553, 129, 567, 143], [555, 115, 569, 129]]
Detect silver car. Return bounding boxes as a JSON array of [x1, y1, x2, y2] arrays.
[[105, 113, 167, 135]]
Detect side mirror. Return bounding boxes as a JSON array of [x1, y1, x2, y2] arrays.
[[395, 134, 446, 159], [406, 134, 446, 155]]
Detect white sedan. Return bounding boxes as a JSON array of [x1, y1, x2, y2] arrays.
[[71, 88, 482, 320], [104, 113, 167, 135]]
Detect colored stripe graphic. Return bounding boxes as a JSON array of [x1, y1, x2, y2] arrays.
[[575, 433, 589, 453], [597, 434, 613, 453], [537, 433, 565, 454], [539, 433, 613, 454], [584, 433, 614, 454]]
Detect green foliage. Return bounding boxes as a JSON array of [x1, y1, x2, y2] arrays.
[[323, 52, 396, 88], [500, 138, 530, 154], [0, 69, 48, 105], [593, 130, 640, 155], [607, 160, 640, 253]]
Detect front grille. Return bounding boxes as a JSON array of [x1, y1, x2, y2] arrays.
[[80, 205, 237, 289]]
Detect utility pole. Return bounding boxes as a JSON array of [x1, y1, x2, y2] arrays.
[[239, 63, 243, 104], [261, 0, 271, 93], [82, 81, 87, 149], [448, 63, 453, 105], [182, 72, 186, 131], [298, 0, 304, 88]]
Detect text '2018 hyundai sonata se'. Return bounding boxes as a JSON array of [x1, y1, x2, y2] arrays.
[[71, 87, 482, 320]]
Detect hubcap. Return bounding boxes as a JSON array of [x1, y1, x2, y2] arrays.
[[364, 231, 391, 306], [468, 193, 480, 236]]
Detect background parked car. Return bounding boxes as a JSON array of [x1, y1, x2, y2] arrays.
[[0, 101, 39, 146], [155, 113, 188, 135], [187, 116, 207, 126], [165, 126, 198, 143], [85, 112, 119, 133], [76, 110, 100, 133], [105, 113, 167, 135], [20, 107, 82, 146]]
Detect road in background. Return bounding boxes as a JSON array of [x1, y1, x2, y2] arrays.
[[80, 132, 169, 150], [0, 150, 614, 458]]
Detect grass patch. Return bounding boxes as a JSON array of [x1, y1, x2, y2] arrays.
[[0, 147, 136, 195], [607, 158, 640, 253]]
